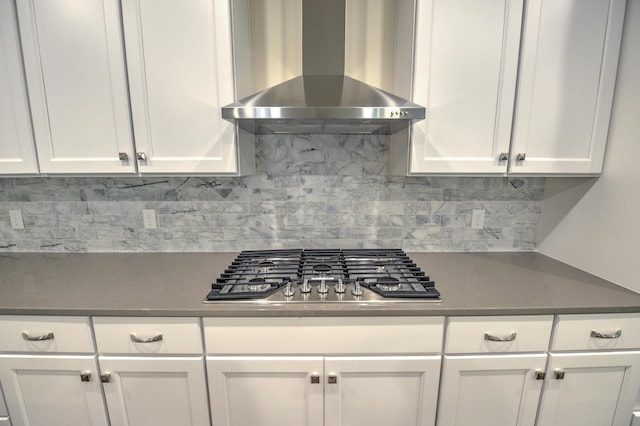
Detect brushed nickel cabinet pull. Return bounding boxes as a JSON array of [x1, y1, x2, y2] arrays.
[[100, 373, 111, 383], [310, 374, 320, 384], [535, 370, 545, 380], [498, 152, 508, 161], [118, 152, 129, 161], [554, 370, 565, 380], [590, 329, 622, 339], [328, 374, 338, 384], [130, 333, 163, 343], [22, 331, 54, 341], [484, 332, 517, 342], [80, 372, 91, 382], [516, 153, 526, 161]]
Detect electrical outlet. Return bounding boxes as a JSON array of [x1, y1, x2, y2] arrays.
[[9, 210, 25, 230], [142, 209, 157, 229], [471, 209, 485, 229]]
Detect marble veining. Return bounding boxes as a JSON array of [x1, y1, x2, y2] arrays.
[[0, 135, 544, 252]]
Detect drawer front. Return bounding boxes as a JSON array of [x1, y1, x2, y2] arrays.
[[445, 316, 554, 353], [0, 316, 94, 353], [92, 317, 202, 354], [204, 316, 444, 355], [551, 313, 640, 351]]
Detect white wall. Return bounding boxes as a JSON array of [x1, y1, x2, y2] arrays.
[[537, 0, 640, 292]]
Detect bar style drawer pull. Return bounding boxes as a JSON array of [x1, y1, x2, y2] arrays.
[[484, 332, 517, 342], [22, 331, 54, 341], [130, 333, 163, 343], [590, 329, 622, 339]]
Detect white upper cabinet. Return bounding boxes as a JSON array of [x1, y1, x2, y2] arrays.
[[17, 0, 135, 174], [408, 0, 626, 176], [509, 0, 626, 175], [121, 0, 243, 174], [0, 0, 38, 175], [410, 0, 524, 174]]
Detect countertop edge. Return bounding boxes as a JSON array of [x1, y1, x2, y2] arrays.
[[2, 305, 640, 317]]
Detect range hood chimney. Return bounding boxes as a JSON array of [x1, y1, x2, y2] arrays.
[[222, 0, 425, 135]]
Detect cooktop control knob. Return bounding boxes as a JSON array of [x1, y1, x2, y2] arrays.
[[351, 281, 364, 296], [317, 280, 329, 294], [283, 282, 295, 297], [301, 279, 311, 293], [335, 280, 346, 293]]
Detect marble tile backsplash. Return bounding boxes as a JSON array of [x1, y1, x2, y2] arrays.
[[0, 135, 544, 252]]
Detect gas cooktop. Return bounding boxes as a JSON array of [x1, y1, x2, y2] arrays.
[[204, 249, 441, 303]]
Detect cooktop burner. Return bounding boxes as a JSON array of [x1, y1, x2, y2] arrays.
[[204, 249, 441, 303]]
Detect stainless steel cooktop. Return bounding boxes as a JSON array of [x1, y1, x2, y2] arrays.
[[204, 249, 441, 304]]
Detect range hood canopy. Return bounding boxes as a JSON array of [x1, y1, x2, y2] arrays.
[[222, 0, 425, 135]]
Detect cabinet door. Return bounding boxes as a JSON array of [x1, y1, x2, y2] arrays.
[[410, 0, 523, 174], [537, 351, 640, 426], [324, 356, 441, 426], [207, 356, 324, 426], [0, 354, 108, 426], [99, 356, 210, 426], [437, 354, 546, 426], [0, 0, 38, 174], [0, 379, 8, 416], [509, 0, 626, 175], [121, 0, 238, 174], [16, 0, 135, 174]]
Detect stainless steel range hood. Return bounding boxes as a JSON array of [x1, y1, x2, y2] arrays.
[[222, 0, 425, 135]]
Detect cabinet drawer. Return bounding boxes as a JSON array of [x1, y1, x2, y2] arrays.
[[0, 316, 94, 353], [551, 313, 640, 351], [92, 317, 202, 354], [204, 316, 444, 355], [445, 316, 553, 353]]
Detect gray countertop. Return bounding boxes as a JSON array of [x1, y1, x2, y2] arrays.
[[1, 252, 639, 317]]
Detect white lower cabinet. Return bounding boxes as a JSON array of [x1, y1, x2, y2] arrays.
[[207, 356, 324, 426], [324, 356, 441, 426], [204, 316, 445, 426], [437, 354, 546, 426], [536, 351, 640, 426], [92, 317, 210, 426], [438, 316, 552, 426], [0, 354, 109, 426], [535, 313, 640, 426], [99, 356, 210, 426], [2, 314, 640, 426], [207, 355, 441, 426]]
